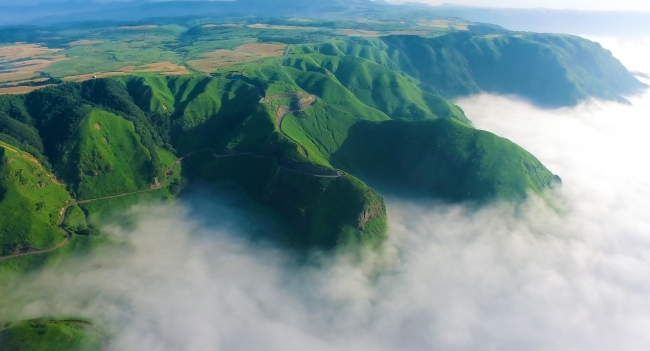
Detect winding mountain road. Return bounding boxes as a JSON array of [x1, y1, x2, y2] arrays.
[[0, 147, 341, 262]]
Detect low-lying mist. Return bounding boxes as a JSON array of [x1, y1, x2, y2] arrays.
[[1, 38, 650, 351]]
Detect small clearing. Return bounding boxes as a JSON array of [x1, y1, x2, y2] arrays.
[[93, 123, 101, 130], [264, 92, 317, 127]]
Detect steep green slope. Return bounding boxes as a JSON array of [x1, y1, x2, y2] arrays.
[[288, 42, 468, 122], [223, 59, 558, 203], [0, 144, 71, 255], [182, 153, 386, 248], [0, 80, 169, 200], [332, 118, 559, 201], [0, 319, 102, 351], [382, 32, 646, 107], [124, 74, 387, 248], [57, 109, 155, 200]]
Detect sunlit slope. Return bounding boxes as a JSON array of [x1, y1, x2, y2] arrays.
[[0, 80, 167, 200], [216, 56, 557, 203], [288, 41, 468, 122], [57, 109, 155, 200], [381, 32, 645, 106], [0, 145, 70, 254], [124, 74, 387, 248], [241, 55, 467, 169], [0, 319, 102, 351], [332, 118, 559, 201]]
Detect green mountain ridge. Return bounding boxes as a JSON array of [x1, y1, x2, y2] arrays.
[[0, 28, 642, 257], [381, 32, 645, 106]]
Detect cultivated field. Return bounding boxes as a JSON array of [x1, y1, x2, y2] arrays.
[[63, 61, 191, 82], [0, 44, 61, 61], [234, 43, 287, 56], [188, 43, 287, 72], [0, 43, 66, 88], [0, 85, 52, 95]]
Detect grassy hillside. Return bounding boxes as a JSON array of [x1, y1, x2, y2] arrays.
[[0, 319, 102, 351], [57, 109, 155, 200], [0, 80, 169, 200], [0, 35, 592, 251], [0, 144, 71, 254], [123, 73, 388, 248], [382, 32, 646, 107], [332, 118, 560, 201], [0, 59, 567, 251], [288, 41, 469, 122], [182, 153, 386, 248]]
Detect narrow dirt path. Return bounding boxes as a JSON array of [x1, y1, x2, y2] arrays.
[[263, 92, 317, 130], [0, 147, 341, 262]]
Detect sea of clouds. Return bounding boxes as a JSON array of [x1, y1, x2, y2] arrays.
[[1, 37, 649, 351]]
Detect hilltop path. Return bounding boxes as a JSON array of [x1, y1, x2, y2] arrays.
[[0, 147, 341, 262]]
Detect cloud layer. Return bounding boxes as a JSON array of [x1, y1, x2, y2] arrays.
[[1, 38, 650, 351]]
